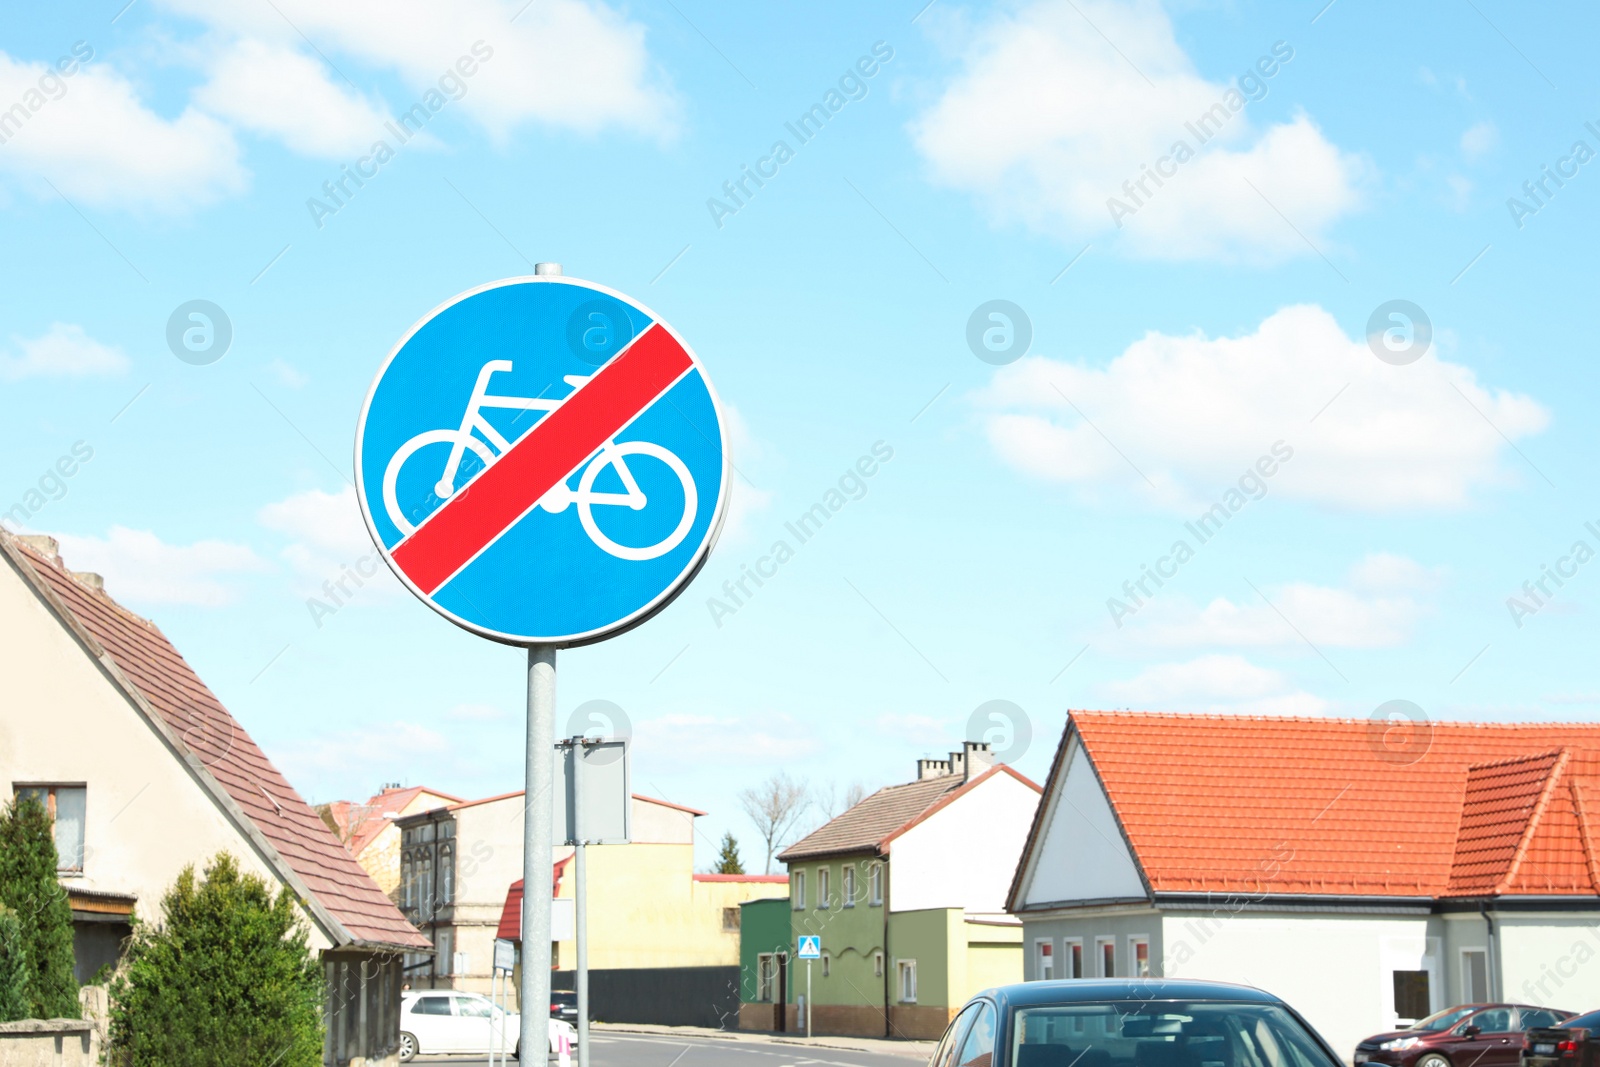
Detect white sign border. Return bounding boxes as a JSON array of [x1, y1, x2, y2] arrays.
[[353, 274, 731, 648]]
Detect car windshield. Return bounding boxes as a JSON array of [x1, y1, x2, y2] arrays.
[[1012, 1000, 1340, 1067], [1412, 1008, 1479, 1033]]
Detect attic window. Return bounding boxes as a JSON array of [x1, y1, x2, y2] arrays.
[[14, 785, 86, 873]]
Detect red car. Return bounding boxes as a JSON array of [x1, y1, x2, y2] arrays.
[[1523, 1009, 1600, 1067], [1355, 1005, 1575, 1067]]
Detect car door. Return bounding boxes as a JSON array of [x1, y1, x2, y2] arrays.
[[1468, 1007, 1520, 1067], [452, 994, 498, 1054], [407, 994, 456, 1053]]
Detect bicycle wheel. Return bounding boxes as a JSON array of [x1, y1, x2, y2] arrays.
[[577, 441, 697, 561], [382, 429, 497, 535]]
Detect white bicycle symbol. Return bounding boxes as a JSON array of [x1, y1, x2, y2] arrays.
[[382, 360, 697, 561]]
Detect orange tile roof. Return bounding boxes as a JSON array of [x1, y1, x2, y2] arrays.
[[1020, 711, 1600, 904], [336, 786, 462, 859], [2, 534, 428, 951]]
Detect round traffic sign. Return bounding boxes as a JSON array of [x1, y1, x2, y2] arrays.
[[355, 275, 729, 646]]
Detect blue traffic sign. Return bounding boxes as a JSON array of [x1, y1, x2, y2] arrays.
[[355, 275, 729, 646], [797, 936, 821, 959]]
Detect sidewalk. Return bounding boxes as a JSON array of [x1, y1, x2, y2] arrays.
[[590, 1021, 937, 1058]]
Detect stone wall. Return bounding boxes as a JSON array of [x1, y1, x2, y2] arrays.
[[0, 1020, 96, 1067]]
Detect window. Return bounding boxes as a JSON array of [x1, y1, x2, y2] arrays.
[[932, 1003, 985, 1067], [1097, 938, 1115, 978], [868, 862, 883, 906], [874, 952, 884, 978], [14, 785, 86, 872], [1130, 937, 1150, 977], [439, 845, 454, 905], [898, 960, 918, 1003], [418, 853, 433, 919], [1036, 940, 1054, 981], [1009, 1001, 1342, 1067], [1065, 938, 1084, 979], [400, 853, 414, 909], [1393, 970, 1429, 1022], [1462, 948, 1489, 1003], [1521, 1010, 1566, 1030], [955, 1003, 996, 1067], [817, 867, 830, 909], [413, 995, 452, 1016], [1468, 1008, 1513, 1033], [454, 995, 493, 1018], [822, 953, 831, 978], [843, 865, 856, 907], [792, 870, 806, 910], [435, 929, 453, 976], [722, 907, 741, 931], [757, 954, 777, 1001]]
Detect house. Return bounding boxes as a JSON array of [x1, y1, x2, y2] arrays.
[[320, 785, 462, 901], [1009, 711, 1600, 1060], [491, 800, 788, 1027], [737, 898, 793, 1032], [401, 786, 785, 1022], [0, 532, 430, 1067], [768, 740, 1041, 1039]]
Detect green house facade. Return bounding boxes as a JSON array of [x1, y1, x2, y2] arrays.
[[763, 741, 1041, 1040]]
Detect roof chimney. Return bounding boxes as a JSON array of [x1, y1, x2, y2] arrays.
[[17, 534, 60, 563], [959, 741, 994, 782], [69, 571, 105, 593], [916, 757, 951, 781]]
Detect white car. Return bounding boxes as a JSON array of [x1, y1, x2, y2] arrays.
[[398, 990, 576, 1061]]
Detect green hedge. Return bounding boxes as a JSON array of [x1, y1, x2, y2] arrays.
[[0, 797, 78, 1019]]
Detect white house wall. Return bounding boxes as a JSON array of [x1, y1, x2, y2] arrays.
[[890, 771, 1040, 914], [1160, 911, 1437, 1063], [1018, 742, 1144, 908], [0, 562, 332, 950], [1496, 913, 1600, 1013]]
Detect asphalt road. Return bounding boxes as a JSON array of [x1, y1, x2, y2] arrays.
[[415, 1032, 927, 1067]]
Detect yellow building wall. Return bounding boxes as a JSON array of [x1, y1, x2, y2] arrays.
[[964, 926, 1023, 999], [553, 842, 786, 970]]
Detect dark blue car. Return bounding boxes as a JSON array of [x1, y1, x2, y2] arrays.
[[928, 978, 1344, 1067]]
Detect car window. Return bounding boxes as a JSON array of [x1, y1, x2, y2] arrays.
[[1415, 1007, 1477, 1032], [1470, 1009, 1513, 1033], [1011, 1000, 1342, 1067], [1565, 1011, 1600, 1031], [1520, 1011, 1566, 1031], [455, 996, 494, 1018], [956, 1003, 997, 1067], [412, 996, 453, 1016], [933, 1003, 985, 1067]]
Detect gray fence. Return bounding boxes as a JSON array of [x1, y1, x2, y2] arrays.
[[552, 966, 740, 1029]]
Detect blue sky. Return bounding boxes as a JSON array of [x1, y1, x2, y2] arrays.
[[3, 0, 1597, 869]]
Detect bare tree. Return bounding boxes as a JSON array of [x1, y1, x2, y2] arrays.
[[738, 772, 812, 875], [817, 780, 870, 821]]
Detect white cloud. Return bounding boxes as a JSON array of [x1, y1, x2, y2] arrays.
[[0, 49, 245, 211], [911, 0, 1366, 261], [273, 720, 457, 801], [875, 712, 955, 749], [194, 39, 393, 159], [718, 405, 774, 547], [1100, 654, 1327, 716], [1347, 552, 1444, 593], [156, 0, 677, 141], [1, 323, 128, 379], [1461, 120, 1498, 161], [978, 304, 1549, 511], [51, 526, 266, 606], [445, 702, 506, 722], [258, 485, 398, 598]]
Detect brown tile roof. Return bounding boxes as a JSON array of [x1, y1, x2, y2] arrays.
[[778, 765, 1039, 862], [2, 533, 428, 951], [1010, 711, 1600, 908], [335, 786, 461, 859]]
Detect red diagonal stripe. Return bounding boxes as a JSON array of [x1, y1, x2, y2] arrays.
[[390, 323, 693, 595]]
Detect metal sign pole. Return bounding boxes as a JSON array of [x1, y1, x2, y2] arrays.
[[575, 740, 590, 1067], [520, 646, 556, 1064], [806, 960, 812, 1039]]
